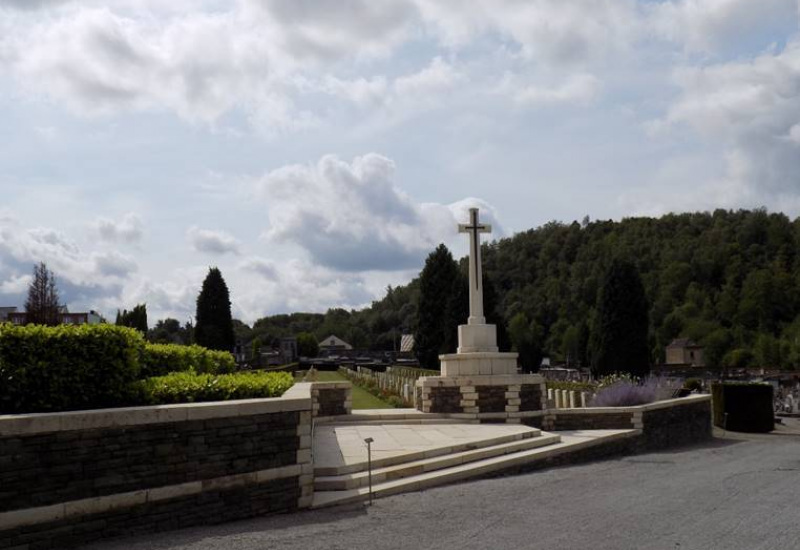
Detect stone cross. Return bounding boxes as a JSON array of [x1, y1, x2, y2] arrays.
[[458, 207, 491, 325]]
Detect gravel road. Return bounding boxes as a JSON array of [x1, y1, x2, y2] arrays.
[[88, 422, 800, 550]]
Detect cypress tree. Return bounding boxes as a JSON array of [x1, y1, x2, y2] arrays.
[[592, 258, 650, 378], [415, 244, 460, 369], [195, 267, 236, 352]]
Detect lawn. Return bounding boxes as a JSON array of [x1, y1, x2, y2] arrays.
[[302, 370, 394, 409]]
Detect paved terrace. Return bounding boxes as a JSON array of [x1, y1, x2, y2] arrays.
[[87, 419, 800, 550]]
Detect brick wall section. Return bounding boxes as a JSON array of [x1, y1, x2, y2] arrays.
[[0, 412, 299, 512], [519, 384, 543, 412], [317, 389, 348, 416], [0, 385, 315, 550], [641, 399, 712, 450], [0, 477, 299, 550], [429, 387, 462, 413], [310, 382, 352, 417], [550, 412, 636, 431], [476, 386, 507, 413]]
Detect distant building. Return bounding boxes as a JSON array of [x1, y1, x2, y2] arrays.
[[6, 308, 102, 326], [0, 306, 17, 322], [319, 334, 353, 352], [280, 337, 298, 364], [666, 338, 704, 367]]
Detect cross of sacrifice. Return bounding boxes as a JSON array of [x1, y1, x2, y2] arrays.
[[458, 207, 492, 325]]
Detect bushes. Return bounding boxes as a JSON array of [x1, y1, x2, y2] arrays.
[[133, 371, 294, 405], [0, 323, 144, 414], [711, 382, 773, 433], [142, 343, 235, 377], [590, 377, 658, 407], [0, 324, 285, 414]]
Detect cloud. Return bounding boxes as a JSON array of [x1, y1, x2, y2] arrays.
[[93, 251, 137, 278], [259, 153, 505, 271], [415, 0, 639, 65], [0, 274, 32, 294], [239, 256, 279, 281], [0, 0, 638, 132], [648, 0, 798, 54], [187, 226, 242, 255], [656, 38, 800, 203], [0, 219, 134, 310], [498, 73, 602, 107], [94, 212, 143, 243]]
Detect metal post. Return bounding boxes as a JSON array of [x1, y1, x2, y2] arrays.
[[364, 437, 374, 505]]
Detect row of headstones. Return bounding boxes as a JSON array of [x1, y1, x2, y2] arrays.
[[340, 366, 419, 407], [547, 388, 591, 409]]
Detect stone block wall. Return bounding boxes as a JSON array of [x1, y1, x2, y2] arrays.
[[418, 375, 546, 420], [533, 395, 712, 451], [0, 384, 316, 549], [310, 382, 352, 417]]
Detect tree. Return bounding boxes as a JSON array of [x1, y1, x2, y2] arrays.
[[296, 332, 319, 357], [414, 244, 460, 368], [508, 313, 544, 372], [592, 258, 650, 378], [194, 267, 235, 352], [24, 262, 61, 326], [116, 304, 148, 333], [148, 318, 193, 344]]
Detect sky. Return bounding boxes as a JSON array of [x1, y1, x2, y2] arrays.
[[1, 0, 800, 326]]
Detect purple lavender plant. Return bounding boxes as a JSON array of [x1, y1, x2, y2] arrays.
[[589, 376, 658, 407]]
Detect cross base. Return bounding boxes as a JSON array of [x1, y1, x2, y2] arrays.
[[457, 324, 498, 354]]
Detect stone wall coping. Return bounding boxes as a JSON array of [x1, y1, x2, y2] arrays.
[[417, 374, 544, 387], [0, 385, 312, 437], [308, 381, 352, 390], [551, 394, 711, 415], [439, 352, 520, 361]]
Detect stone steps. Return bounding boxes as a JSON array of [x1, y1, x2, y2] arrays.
[[314, 433, 562, 491], [311, 429, 640, 509], [314, 427, 540, 476]]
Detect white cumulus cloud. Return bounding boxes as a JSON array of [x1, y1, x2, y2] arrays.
[[187, 226, 242, 255]]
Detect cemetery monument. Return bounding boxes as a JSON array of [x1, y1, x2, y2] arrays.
[[416, 208, 546, 418]]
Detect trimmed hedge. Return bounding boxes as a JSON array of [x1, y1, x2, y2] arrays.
[[0, 323, 143, 414], [711, 382, 774, 433], [142, 343, 236, 377], [132, 371, 294, 405], [0, 324, 284, 414]]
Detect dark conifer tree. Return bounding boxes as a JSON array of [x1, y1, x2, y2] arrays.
[[442, 269, 469, 354], [195, 267, 236, 352], [24, 262, 60, 326], [415, 244, 459, 368], [592, 258, 650, 377], [116, 304, 148, 333]]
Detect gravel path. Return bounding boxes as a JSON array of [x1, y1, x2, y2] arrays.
[[88, 423, 800, 550]]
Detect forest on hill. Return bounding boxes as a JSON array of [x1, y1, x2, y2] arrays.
[[240, 209, 800, 371]]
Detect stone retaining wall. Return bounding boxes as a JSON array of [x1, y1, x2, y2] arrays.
[[528, 394, 712, 450], [0, 382, 325, 549]]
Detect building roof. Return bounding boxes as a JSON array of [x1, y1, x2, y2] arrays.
[[319, 335, 353, 350]]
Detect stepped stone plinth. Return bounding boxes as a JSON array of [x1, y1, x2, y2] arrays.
[[415, 208, 545, 419]]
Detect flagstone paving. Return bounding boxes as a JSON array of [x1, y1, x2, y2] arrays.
[[313, 421, 536, 471]]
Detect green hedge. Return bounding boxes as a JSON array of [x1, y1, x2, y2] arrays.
[[0, 323, 143, 414], [141, 343, 236, 377], [132, 371, 294, 405], [711, 382, 774, 433]]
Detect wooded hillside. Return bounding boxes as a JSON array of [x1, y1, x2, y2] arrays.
[[245, 209, 800, 370]]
